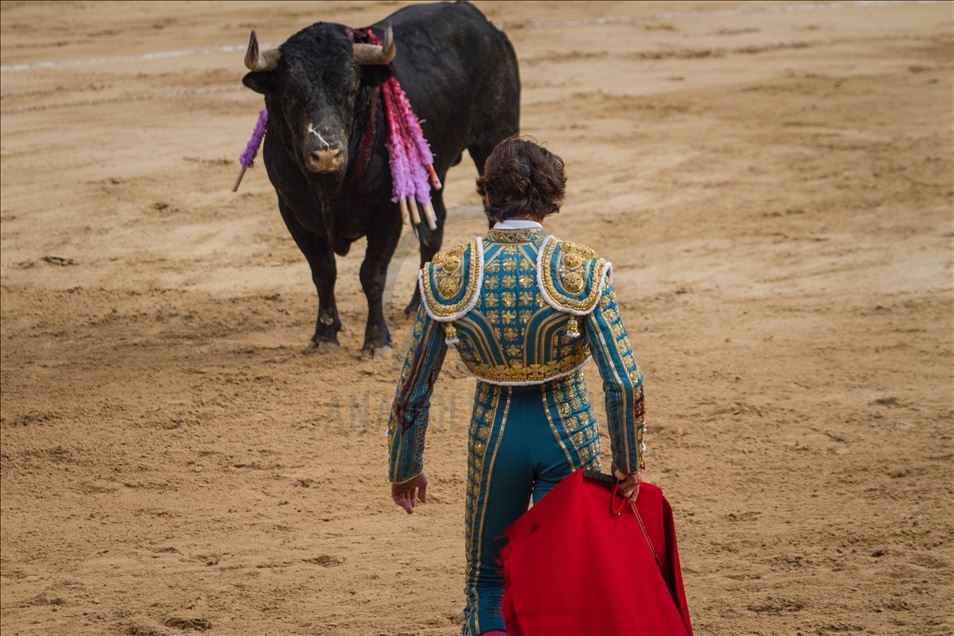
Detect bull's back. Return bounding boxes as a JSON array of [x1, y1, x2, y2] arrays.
[[373, 1, 519, 165]]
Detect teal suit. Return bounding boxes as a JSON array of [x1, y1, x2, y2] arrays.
[[387, 225, 646, 635]]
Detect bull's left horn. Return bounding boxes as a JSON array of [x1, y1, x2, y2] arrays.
[[244, 30, 280, 71], [353, 23, 396, 65]]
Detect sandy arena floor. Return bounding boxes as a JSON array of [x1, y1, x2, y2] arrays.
[[1, 1, 952, 634]]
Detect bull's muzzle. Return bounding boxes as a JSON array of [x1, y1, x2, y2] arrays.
[[306, 146, 344, 173], [304, 123, 345, 173]]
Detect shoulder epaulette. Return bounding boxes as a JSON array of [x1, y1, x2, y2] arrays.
[[418, 237, 484, 322], [536, 235, 613, 315]]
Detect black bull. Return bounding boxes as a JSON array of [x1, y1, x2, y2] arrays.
[[241, 1, 520, 357]]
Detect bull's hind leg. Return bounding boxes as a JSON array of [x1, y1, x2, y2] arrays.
[[468, 132, 515, 176], [280, 202, 341, 354], [360, 211, 403, 358], [468, 98, 520, 175], [467, 142, 494, 176], [404, 193, 446, 317]]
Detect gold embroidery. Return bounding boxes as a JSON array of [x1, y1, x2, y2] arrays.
[[540, 238, 607, 313], [438, 276, 459, 296], [467, 386, 511, 635], [562, 271, 584, 293], [456, 316, 502, 365], [541, 384, 576, 468], [434, 245, 464, 295], [486, 227, 546, 243], [530, 310, 573, 362], [467, 349, 589, 384], [421, 240, 481, 318]]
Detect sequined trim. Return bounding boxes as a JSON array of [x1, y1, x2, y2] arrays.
[[544, 378, 602, 471], [537, 235, 613, 315], [419, 237, 484, 322], [465, 352, 590, 386], [585, 285, 646, 473], [486, 227, 547, 244], [465, 384, 511, 636]]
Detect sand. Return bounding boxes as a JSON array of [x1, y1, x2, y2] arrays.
[[1, 1, 952, 634]]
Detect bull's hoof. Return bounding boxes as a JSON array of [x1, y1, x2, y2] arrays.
[[304, 338, 340, 355], [361, 344, 393, 361], [318, 339, 340, 354]]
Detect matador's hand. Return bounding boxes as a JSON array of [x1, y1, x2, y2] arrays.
[[391, 473, 428, 514], [617, 472, 642, 502]]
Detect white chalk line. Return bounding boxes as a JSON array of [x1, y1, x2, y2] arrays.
[[0, 0, 940, 73], [0, 42, 278, 73]]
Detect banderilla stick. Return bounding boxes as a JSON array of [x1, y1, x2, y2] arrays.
[[423, 201, 438, 231], [407, 197, 423, 227], [232, 165, 248, 193]]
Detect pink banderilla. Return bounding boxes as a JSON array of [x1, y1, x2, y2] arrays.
[[366, 28, 440, 230], [234, 28, 441, 233]]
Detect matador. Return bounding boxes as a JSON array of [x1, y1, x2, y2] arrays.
[[386, 138, 646, 635]]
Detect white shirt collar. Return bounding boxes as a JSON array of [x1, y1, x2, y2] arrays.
[[493, 219, 543, 230]]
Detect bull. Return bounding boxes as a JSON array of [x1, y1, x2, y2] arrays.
[[241, 1, 520, 357]]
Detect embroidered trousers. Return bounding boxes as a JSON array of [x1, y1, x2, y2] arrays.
[[463, 371, 602, 635]]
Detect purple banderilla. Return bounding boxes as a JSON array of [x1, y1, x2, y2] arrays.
[[232, 29, 441, 233], [232, 108, 268, 192]]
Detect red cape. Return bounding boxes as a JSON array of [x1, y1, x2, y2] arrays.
[[500, 470, 693, 635]]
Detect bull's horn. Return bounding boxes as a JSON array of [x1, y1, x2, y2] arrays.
[[353, 23, 396, 65], [244, 30, 280, 71]]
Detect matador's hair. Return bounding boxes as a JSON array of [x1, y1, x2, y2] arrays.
[[476, 136, 566, 225]]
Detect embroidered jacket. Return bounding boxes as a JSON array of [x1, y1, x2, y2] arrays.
[[387, 226, 646, 482]]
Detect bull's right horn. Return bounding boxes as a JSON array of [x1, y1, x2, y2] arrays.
[[353, 23, 396, 65], [244, 30, 280, 72]]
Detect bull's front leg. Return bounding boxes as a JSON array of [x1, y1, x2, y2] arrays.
[[360, 217, 402, 359], [279, 202, 341, 353], [404, 191, 446, 317], [308, 244, 341, 354]]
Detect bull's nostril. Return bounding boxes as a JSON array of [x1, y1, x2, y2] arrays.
[[312, 148, 341, 158]]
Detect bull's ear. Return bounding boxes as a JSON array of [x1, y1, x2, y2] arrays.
[[242, 71, 275, 94]]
